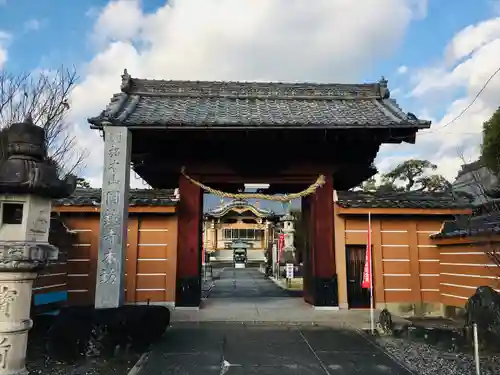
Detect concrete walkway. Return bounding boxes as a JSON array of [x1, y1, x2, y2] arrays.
[[172, 268, 403, 329], [136, 323, 412, 374], [133, 268, 413, 374], [207, 267, 301, 298]]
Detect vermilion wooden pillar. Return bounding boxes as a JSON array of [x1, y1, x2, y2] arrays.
[[307, 174, 338, 307], [176, 174, 203, 307], [301, 196, 313, 303]]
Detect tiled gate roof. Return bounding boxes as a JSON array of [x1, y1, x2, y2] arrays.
[[88, 71, 431, 129]]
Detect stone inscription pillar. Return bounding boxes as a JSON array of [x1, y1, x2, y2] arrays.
[[95, 126, 131, 309]]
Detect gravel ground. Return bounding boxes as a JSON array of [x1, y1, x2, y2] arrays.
[[25, 319, 142, 375], [26, 355, 140, 375], [375, 335, 500, 375]]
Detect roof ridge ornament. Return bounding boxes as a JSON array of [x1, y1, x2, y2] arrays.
[[379, 76, 390, 99], [121, 68, 132, 93], [24, 114, 34, 125]]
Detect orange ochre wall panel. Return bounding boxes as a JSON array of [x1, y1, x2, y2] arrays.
[[58, 213, 177, 306], [343, 216, 445, 305], [438, 242, 500, 307], [33, 263, 67, 296], [63, 215, 100, 306], [130, 215, 178, 303]]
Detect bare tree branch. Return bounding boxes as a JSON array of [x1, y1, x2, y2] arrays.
[[0, 67, 88, 175]]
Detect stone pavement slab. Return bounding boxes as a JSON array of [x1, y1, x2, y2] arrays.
[[206, 267, 301, 299], [172, 268, 409, 330], [136, 323, 413, 374]]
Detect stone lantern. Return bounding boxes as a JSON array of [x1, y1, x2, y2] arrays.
[[279, 212, 296, 264], [0, 118, 76, 375]]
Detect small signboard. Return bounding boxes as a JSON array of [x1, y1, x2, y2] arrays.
[[286, 263, 294, 279]]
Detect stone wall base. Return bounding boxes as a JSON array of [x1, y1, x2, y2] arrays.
[[375, 302, 444, 318]]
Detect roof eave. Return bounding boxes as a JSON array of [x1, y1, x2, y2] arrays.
[[110, 122, 432, 130], [431, 229, 500, 240], [88, 116, 113, 129]]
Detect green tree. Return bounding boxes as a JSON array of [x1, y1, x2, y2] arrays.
[[357, 159, 451, 192], [481, 107, 500, 175], [359, 177, 377, 192], [76, 177, 91, 188], [360, 176, 404, 193]]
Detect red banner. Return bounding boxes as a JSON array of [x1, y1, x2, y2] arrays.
[[278, 234, 285, 261], [361, 217, 372, 289]]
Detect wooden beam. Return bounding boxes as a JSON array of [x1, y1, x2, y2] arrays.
[[53, 206, 176, 213], [336, 206, 472, 216]]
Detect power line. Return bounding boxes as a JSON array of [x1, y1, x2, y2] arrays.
[[390, 65, 500, 141], [435, 65, 500, 131]]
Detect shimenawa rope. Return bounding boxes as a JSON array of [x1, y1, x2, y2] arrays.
[[180, 166, 325, 201]]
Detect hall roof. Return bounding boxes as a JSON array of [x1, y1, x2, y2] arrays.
[[205, 199, 275, 218], [88, 70, 431, 129]]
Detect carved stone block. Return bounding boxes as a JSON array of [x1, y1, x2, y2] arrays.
[[95, 126, 131, 309], [0, 241, 58, 271]]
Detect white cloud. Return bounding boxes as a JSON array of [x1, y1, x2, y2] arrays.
[[85, 7, 100, 18], [0, 48, 6, 70], [91, 0, 143, 46], [397, 65, 408, 74], [378, 16, 500, 181], [70, 0, 427, 188], [23, 19, 41, 32], [0, 31, 11, 69]]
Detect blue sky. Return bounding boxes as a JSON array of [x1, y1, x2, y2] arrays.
[[1, 0, 500, 211], [1, 1, 496, 111], [0, 1, 494, 78]]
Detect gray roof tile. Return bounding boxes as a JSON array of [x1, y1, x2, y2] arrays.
[[54, 188, 178, 207], [337, 191, 472, 210], [431, 212, 500, 239], [57, 189, 472, 211], [88, 72, 431, 129]]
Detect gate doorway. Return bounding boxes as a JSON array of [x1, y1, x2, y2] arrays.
[[89, 72, 429, 309], [346, 245, 371, 308]]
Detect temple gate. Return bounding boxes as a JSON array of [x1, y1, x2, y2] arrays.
[[88, 71, 430, 308]]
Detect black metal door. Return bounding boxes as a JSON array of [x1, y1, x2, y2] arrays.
[[346, 245, 371, 308]]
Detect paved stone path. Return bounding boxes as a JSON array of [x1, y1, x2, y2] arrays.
[[137, 268, 413, 374], [138, 323, 412, 374], [206, 267, 301, 299], [173, 268, 407, 329]]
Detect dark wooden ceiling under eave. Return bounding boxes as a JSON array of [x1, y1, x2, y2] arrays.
[[128, 127, 415, 190]]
